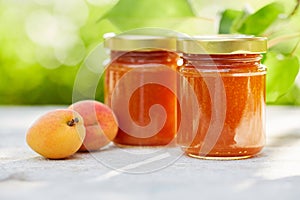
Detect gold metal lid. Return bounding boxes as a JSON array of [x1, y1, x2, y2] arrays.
[[177, 35, 267, 54], [104, 34, 176, 51]]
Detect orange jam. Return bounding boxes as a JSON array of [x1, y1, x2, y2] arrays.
[[177, 36, 267, 159], [104, 35, 178, 146]]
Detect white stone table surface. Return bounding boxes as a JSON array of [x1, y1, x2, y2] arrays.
[[1, 106, 300, 200]]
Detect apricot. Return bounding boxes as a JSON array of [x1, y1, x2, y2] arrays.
[[69, 100, 118, 152], [26, 109, 86, 159]]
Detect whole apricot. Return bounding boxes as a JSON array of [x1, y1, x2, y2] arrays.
[[26, 109, 86, 159], [69, 100, 118, 152]]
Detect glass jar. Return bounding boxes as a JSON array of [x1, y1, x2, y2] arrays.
[[177, 35, 267, 159], [104, 35, 179, 146]]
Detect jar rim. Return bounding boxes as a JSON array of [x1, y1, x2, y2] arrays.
[[177, 34, 267, 54], [104, 34, 176, 52]]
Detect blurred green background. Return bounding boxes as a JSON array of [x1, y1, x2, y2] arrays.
[[0, 0, 299, 105]]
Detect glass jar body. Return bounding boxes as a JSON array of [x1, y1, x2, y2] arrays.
[[177, 54, 266, 159], [105, 50, 179, 146]]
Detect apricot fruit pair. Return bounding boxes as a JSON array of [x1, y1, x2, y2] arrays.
[[26, 100, 118, 159]]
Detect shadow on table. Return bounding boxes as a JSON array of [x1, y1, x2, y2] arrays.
[[267, 128, 300, 147]]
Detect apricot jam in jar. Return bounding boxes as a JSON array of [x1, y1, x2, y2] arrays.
[[177, 35, 267, 159], [104, 34, 179, 146]]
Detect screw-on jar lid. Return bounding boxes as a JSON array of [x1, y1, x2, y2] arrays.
[[104, 34, 176, 51], [177, 35, 267, 54]]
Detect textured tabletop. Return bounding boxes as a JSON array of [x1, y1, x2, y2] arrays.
[[0, 106, 300, 200]]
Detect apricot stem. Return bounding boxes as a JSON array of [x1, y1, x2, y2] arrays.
[[67, 118, 79, 126]]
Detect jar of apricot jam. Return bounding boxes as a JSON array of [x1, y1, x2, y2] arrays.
[[177, 35, 267, 159], [104, 34, 178, 146]]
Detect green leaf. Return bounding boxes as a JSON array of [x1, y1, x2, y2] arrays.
[[264, 52, 299, 103], [237, 2, 284, 35], [218, 9, 243, 34], [100, 0, 195, 30], [274, 84, 300, 105]]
